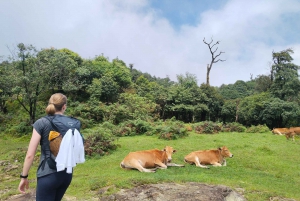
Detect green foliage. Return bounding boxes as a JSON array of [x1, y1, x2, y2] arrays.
[[152, 118, 188, 140], [113, 119, 153, 137], [200, 84, 224, 122], [192, 121, 223, 134], [59, 48, 83, 66], [83, 126, 118, 157], [271, 48, 300, 100], [238, 92, 271, 126], [221, 122, 246, 132], [246, 124, 270, 133], [164, 77, 209, 122], [221, 99, 238, 123], [218, 80, 254, 100], [260, 97, 300, 128], [2, 44, 300, 137], [254, 75, 272, 93]]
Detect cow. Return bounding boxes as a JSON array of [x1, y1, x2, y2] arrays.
[[285, 131, 295, 141], [284, 127, 300, 141], [120, 146, 184, 173], [288, 127, 300, 135], [184, 146, 233, 169], [271, 128, 289, 135]]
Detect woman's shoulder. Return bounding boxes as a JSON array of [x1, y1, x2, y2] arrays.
[[34, 116, 52, 127]]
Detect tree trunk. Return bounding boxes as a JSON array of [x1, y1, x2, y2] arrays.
[[206, 64, 211, 85]]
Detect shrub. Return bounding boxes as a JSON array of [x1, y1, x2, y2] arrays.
[[221, 122, 246, 132], [83, 127, 118, 157], [154, 118, 189, 140], [246, 124, 270, 133], [193, 121, 222, 134], [113, 119, 153, 137]]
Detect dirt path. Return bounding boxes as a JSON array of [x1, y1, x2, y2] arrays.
[[6, 182, 297, 201], [99, 182, 246, 201]]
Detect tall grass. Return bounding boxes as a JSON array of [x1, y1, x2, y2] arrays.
[[1, 132, 300, 201]]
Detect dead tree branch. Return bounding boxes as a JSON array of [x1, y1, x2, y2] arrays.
[[203, 37, 226, 85]]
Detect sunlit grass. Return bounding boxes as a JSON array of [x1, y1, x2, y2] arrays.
[[1, 132, 300, 200]]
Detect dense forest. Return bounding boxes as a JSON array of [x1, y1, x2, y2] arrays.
[[0, 43, 300, 138]]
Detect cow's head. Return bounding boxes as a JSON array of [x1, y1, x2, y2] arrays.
[[162, 146, 176, 162], [219, 146, 233, 158]]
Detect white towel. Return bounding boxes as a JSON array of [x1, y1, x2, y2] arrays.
[[55, 129, 85, 173]]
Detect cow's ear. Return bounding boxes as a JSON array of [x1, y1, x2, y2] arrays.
[[163, 148, 166, 151], [218, 147, 222, 150], [173, 150, 177, 153]]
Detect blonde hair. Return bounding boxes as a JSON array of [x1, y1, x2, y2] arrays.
[[45, 93, 67, 115]]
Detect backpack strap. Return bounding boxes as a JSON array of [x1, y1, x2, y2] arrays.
[[44, 115, 58, 132], [39, 116, 57, 171]]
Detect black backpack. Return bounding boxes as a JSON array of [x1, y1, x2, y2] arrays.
[[40, 115, 84, 170]]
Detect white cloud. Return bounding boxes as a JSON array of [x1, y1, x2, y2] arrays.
[[0, 0, 299, 86]]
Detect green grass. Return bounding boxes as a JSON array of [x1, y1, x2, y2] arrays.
[[1, 132, 300, 200]]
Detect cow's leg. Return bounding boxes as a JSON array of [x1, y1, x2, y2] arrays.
[[167, 163, 185, 167], [154, 161, 168, 169], [223, 159, 227, 166], [128, 160, 156, 173], [194, 157, 209, 169], [211, 162, 222, 167]]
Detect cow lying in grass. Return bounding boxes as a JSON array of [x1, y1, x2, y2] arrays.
[[120, 146, 184, 173], [184, 146, 233, 169]]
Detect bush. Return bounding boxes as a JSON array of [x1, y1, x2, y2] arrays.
[[246, 124, 270, 133], [83, 126, 119, 157], [193, 121, 222, 134], [153, 118, 189, 140], [113, 119, 153, 137], [221, 122, 246, 132]]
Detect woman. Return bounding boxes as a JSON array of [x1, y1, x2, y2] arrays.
[[18, 93, 75, 201]]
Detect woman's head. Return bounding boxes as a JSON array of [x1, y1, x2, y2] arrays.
[[45, 93, 67, 115]]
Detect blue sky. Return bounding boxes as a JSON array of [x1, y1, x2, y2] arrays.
[[0, 0, 300, 86]]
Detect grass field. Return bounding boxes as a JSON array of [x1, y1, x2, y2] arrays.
[[1, 131, 300, 201]]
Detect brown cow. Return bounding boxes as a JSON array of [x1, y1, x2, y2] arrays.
[[120, 146, 184, 173], [271, 128, 289, 135], [184, 146, 233, 169], [285, 127, 300, 141], [289, 127, 300, 135], [285, 131, 295, 141]]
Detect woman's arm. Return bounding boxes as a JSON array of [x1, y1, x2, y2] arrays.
[[18, 128, 41, 193]]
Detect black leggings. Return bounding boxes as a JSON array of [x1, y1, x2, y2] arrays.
[[36, 170, 72, 201]]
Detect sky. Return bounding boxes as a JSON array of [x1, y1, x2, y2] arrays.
[[1, 0, 300, 87]]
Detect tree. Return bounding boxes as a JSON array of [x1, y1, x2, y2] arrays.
[[261, 97, 300, 128], [37, 48, 78, 93], [218, 80, 253, 100], [203, 37, 225, 85], [221, 99, 239, 123], [164, 73, 208, 122], [9, 43, 45, 124], [270, 48, 300, 100], [238, 92, 271, 127], [0, 61, 12, 113], [199, 83, 224, 122], [254, 75, 272, 93]]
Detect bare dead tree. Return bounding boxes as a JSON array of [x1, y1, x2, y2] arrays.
[[203, 37, 226, 85]]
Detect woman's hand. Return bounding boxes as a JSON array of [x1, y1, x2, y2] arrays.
[[18, 178, 29, 193]]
